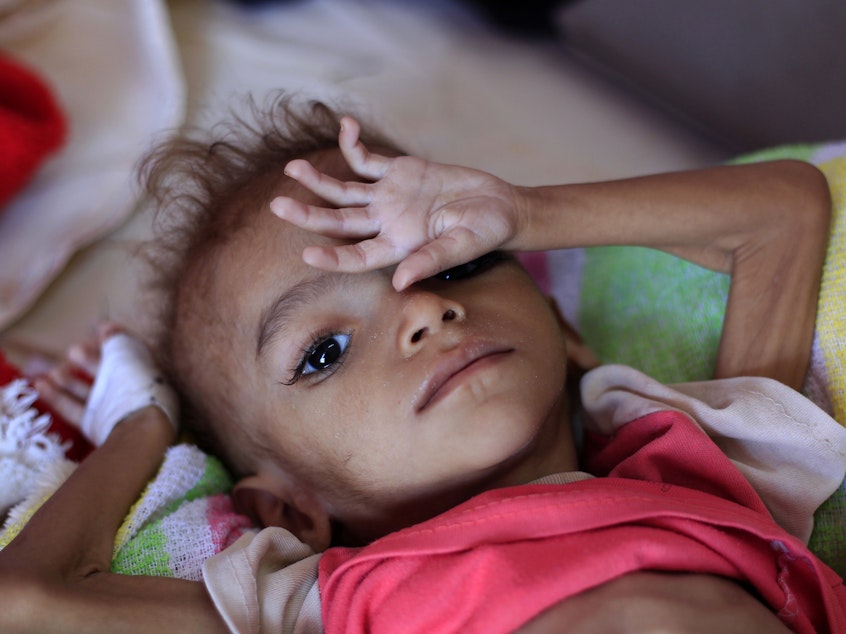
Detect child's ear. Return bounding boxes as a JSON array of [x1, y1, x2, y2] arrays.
[[232, 473, 332, 552], [548, 297, 601, 376]]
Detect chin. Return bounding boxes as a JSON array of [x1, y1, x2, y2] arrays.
[[480, 396, 570, 483], [453, 416, 552, 487]]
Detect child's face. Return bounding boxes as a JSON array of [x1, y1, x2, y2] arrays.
[[186, 151, 577, 540]]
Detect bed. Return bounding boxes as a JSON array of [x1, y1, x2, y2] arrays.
[[1, 0, 844, 599]]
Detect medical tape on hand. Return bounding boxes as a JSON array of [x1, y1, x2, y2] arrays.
[[80, 333, 179, 446]]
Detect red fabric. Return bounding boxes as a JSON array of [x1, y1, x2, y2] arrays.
[[319, 411, 846, 634], [0, 52, 67, 210], [0, 350, 92, 462]]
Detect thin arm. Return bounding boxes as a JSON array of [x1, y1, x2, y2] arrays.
[[0, 408, 227, 633], [514, 160, 831, 388]]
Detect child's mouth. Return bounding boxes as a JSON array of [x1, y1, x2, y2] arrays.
[[416, 345, 514, 413]]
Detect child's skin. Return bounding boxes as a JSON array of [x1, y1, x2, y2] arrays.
[[0, 116, 832, 632]]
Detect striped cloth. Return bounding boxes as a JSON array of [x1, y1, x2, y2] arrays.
[[110, 444, 252, 579]]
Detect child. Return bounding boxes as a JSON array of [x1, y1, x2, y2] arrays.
[[0, 93, 843, 633]]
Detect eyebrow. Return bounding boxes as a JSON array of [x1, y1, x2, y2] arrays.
[[256, 273, 346, 358]]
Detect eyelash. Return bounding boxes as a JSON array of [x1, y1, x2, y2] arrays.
[[282, 330, 352, 386], [434, 251, 511, 281]]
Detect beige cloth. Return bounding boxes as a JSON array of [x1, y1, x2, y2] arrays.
[[203, 365, 846, 633], [581, 364, 846, 543], [203, 527, 322, 634]]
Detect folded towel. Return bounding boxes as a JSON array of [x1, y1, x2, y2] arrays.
[[110, 444, 252, 580]]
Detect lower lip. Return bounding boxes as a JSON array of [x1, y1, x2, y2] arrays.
[[422, 351, 512, 411]]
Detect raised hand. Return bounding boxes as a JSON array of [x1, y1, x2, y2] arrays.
[[270, 116, 524, 290]]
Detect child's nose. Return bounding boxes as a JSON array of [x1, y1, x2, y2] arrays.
[[397, 291, 465, 357]]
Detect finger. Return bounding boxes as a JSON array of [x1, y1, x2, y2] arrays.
[[66, 341, 100, 379], [64, 321, 126, 380], [270, 196, 380, 237], [44, 362, 93, 402], [33, 376, 86, 426], [302, 237, 406, 273], [97, 321, 125, 342], [392, 229, 488, 290], [339, 116, 392, 181], [284, 158, 372, 207]]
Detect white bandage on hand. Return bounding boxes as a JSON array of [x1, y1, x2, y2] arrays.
[[80, 333, 179, 446]]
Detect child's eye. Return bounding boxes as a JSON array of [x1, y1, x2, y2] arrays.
[[284, 333, 351, 385], [434, 251, 510, 281], [302, 333, 350, 375]]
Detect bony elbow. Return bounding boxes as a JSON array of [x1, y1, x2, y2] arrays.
[[803, 162, 833, 237], [782, 160, 831, 213], [767, 160, 832, 236]]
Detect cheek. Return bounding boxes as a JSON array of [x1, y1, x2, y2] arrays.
[[498, 288, 566, 350], [504, 297, 569, 393], [285, 382, 379, 466]]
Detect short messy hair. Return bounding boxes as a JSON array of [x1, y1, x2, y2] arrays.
[[140, 91, 403, 476]]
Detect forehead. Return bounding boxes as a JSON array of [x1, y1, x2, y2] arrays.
[[217, 146, 352, 256], [202, 147, 360, 321]]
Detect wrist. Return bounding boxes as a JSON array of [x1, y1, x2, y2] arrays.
[[509, 185, 542, 251], [509, 184, 580, 252], [80, 333, 180, 446], [107, 405, 177, 447]]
